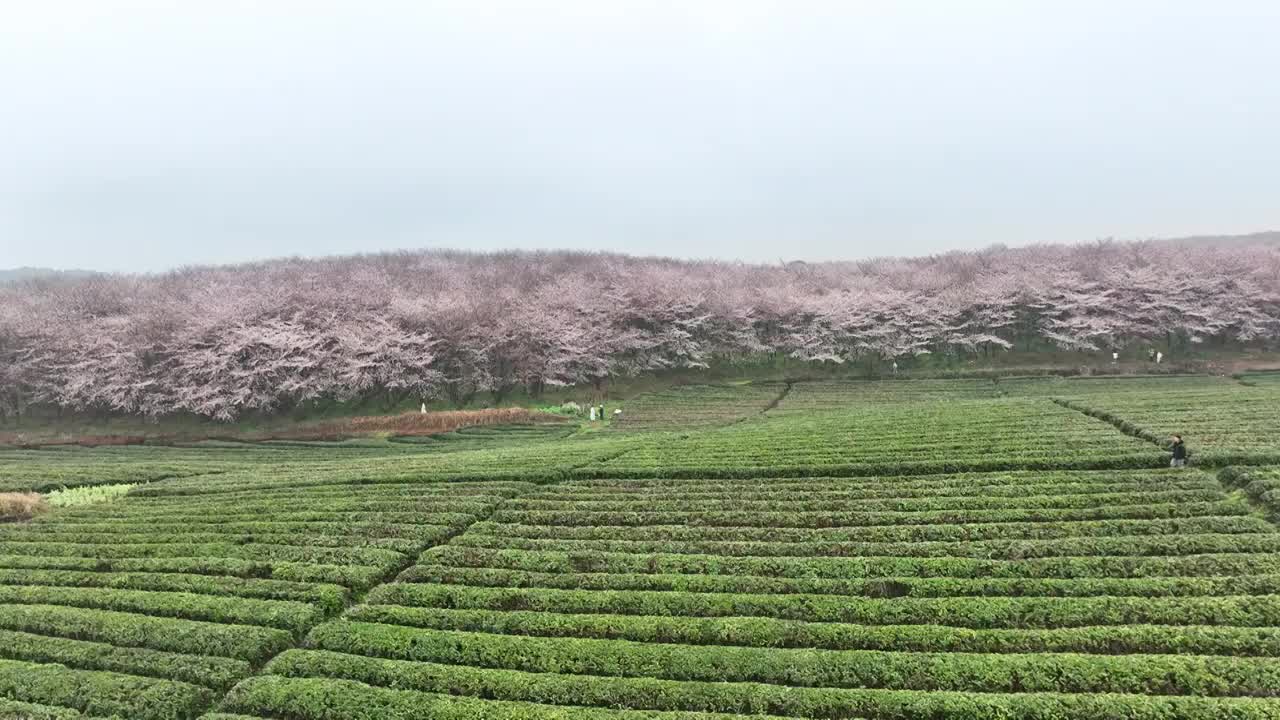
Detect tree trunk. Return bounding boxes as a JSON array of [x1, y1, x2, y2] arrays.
[[493, 383, 516, 405], [445, 384, 464, 407], [382, 389, 408, 412]]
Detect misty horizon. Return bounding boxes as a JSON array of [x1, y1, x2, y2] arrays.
[[5, 227, 1280, 279]]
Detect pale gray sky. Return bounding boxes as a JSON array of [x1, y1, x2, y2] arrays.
[[2, 1, 1278, 271]]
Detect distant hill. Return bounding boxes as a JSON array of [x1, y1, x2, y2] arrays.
[[0, 267, 99, 285]]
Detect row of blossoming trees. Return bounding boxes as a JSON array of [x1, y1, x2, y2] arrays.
[[1, 240, 1279, 421]]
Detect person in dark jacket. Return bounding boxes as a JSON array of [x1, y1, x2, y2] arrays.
[[1170, 434, 1188, 468]]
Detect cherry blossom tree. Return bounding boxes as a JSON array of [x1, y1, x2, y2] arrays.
[[3, 238, 1279, 420]]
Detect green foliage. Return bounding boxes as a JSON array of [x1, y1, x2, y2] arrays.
[[251, 652, 1280, 720], [446, 529, 1280, 558], [3, 378, 1280, 718], [465, 514, 1267, 544], [369, 582, 1280, 628], [479, 499, 1252, 530], [422, 545, 1280, 579], [0, 628, 249, 689], [299, 622, 1280, 696], [771, 379, 1003, 413], [612, 382, 787, 430], [0, 604, 292, 662], [276, 468, 1280, 719], [348, 604, 1280, 657], [0, 457, 210, 493], [386, 423, 575, 450], [1050, 379, 1280, 463], [0, 585, 323, 632], [400, 564, 1280, 597], [0, 570, 346, 612], [218, 674, 787, 719], [595, 398, 1164, 477], [0, 698, 89, 719], [45, 483, 136, 507], [0, 658, 211, 719], [0, 477, 531, 717], [1221, 466, 1280, 518]]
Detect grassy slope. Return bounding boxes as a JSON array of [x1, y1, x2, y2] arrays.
[[8, 374, 1280, 494], [3, 376, 1280, 717], [6, 348, 1280, 446]]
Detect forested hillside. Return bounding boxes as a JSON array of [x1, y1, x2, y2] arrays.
[[2, 238, 1279, 421]]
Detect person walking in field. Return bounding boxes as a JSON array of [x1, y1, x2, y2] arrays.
[[1169, 434, 1188, 468]]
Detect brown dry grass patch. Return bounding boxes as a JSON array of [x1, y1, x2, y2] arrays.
[[0, 492, 48, 522], [1, 408, 563, 447]]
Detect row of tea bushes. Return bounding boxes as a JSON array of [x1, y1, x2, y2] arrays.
[[0, 477, 533, 718], [212, 470, 1280, 719]]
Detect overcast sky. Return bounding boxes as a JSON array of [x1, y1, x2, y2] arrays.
[[2, 1, 1278, 271]]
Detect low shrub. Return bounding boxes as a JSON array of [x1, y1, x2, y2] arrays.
[[45, 484, 136, 508], [368, 583, 1280, 629], [349, 604, 1280, 657]]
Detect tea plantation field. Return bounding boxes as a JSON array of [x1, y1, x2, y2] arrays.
[[2, 376, 1280, 719]]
